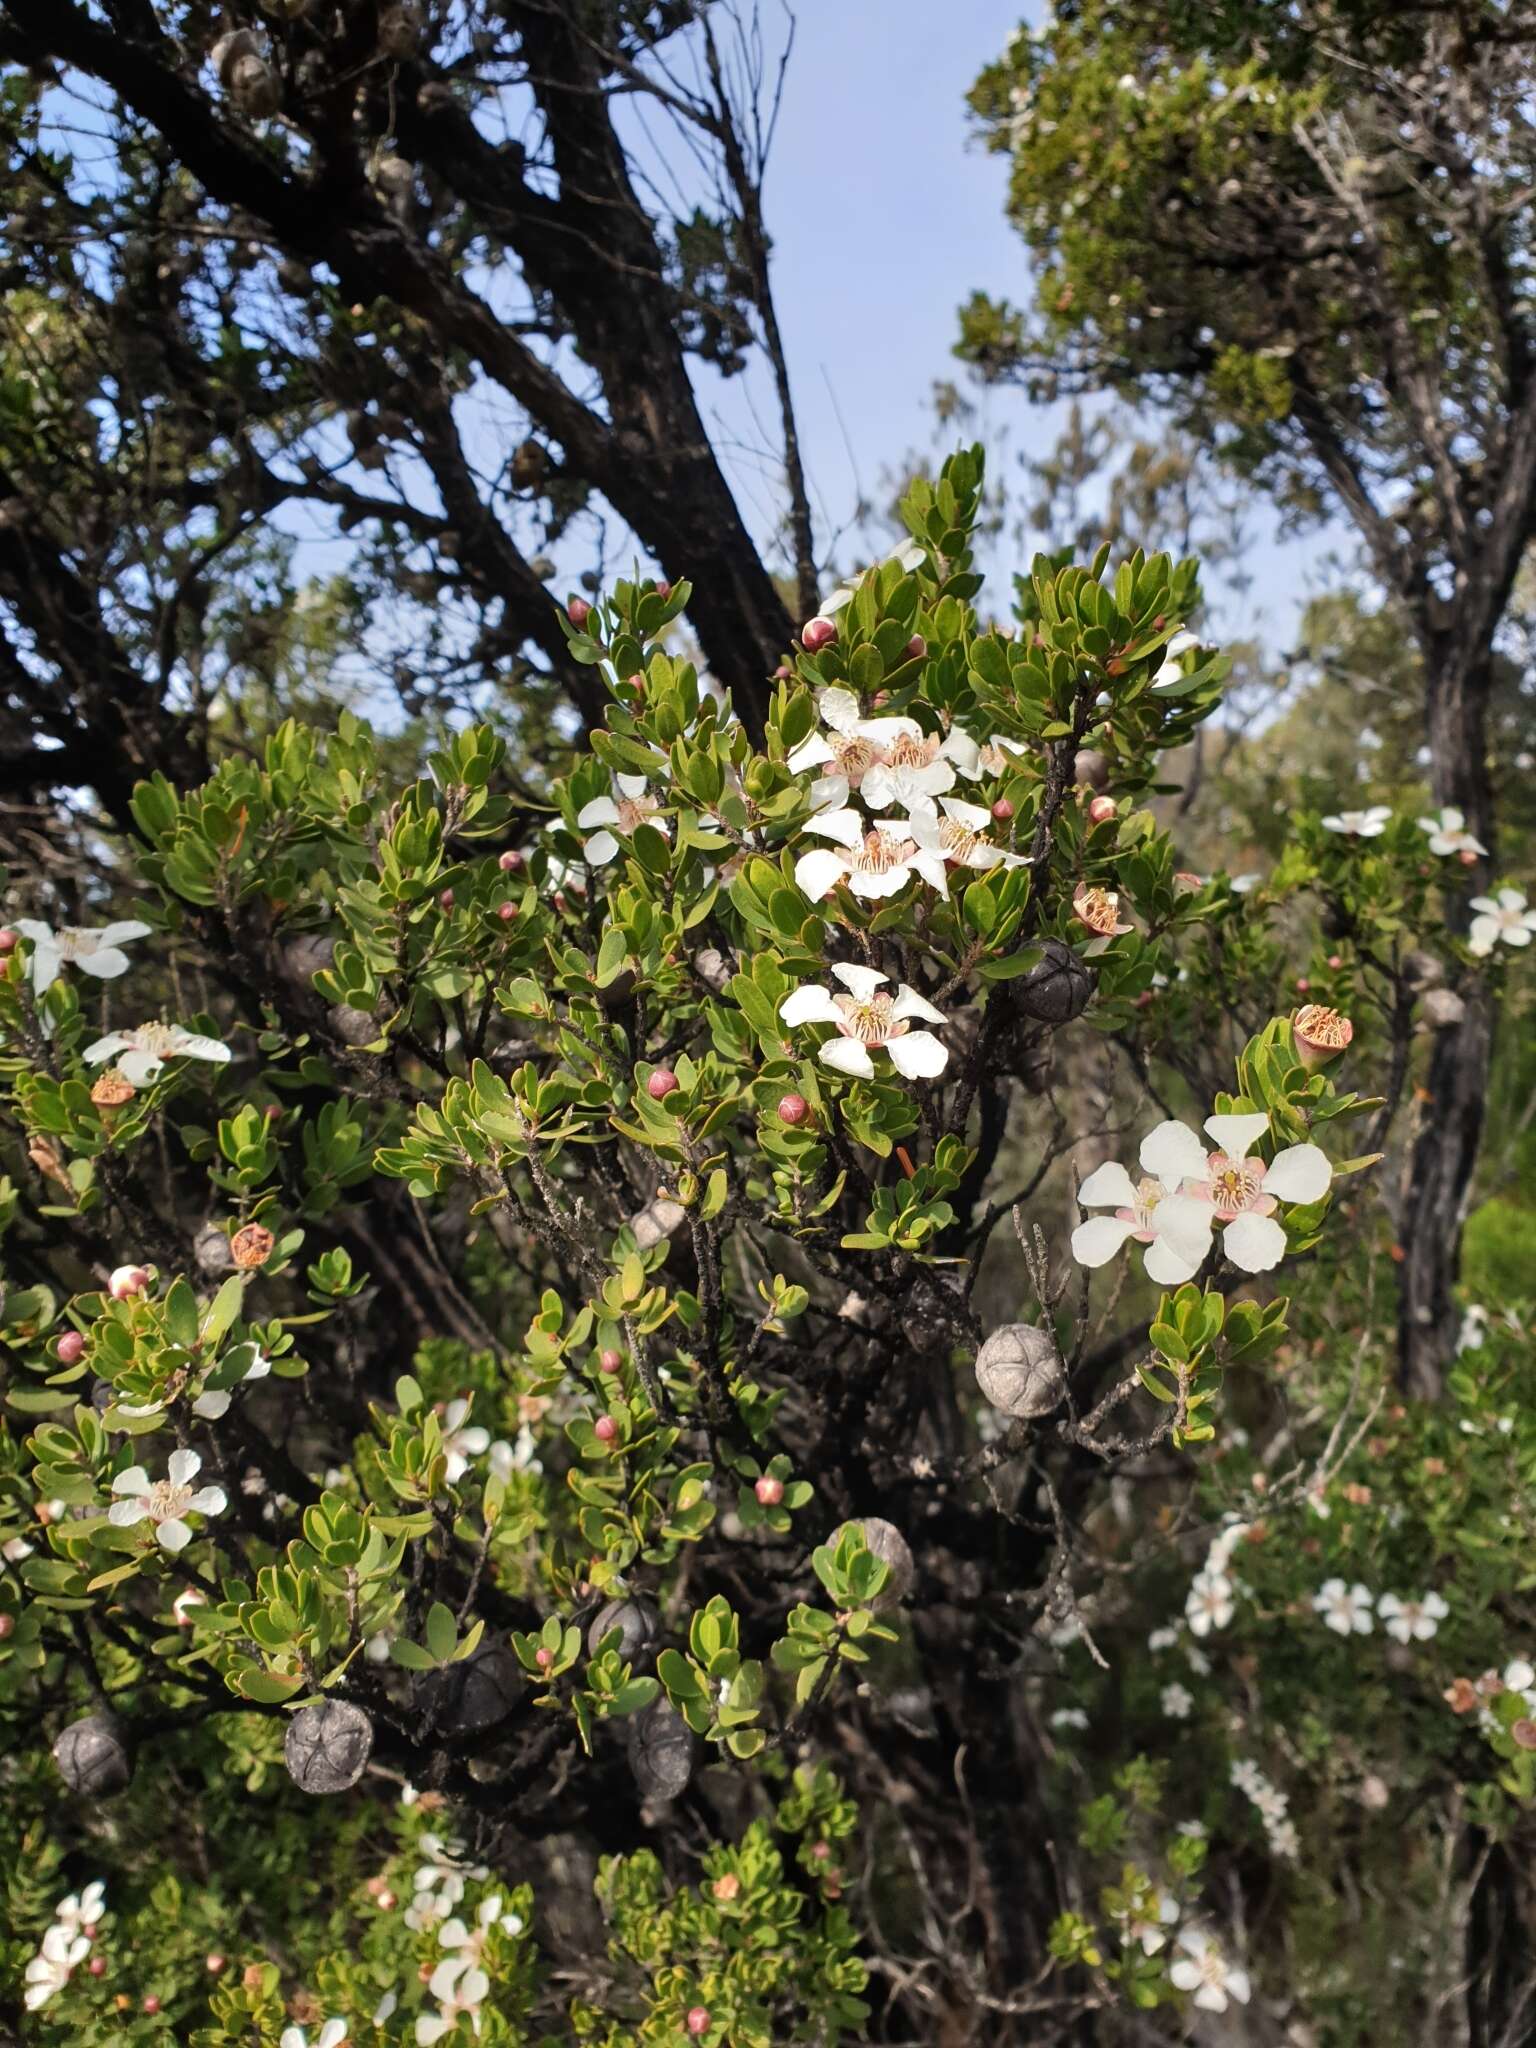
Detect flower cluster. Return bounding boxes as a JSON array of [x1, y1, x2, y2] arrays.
[[416, 1892, 524, 2045], [1074, 1113, 1333, 1283], [23, 1881, 105, 2011], [1314, 1580, 1447, 1642], [1231, 1760, 1298, 1860]]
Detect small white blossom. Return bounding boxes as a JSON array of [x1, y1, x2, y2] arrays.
[[108, 1448, 227, 1552], [779, 963, 947, 1081], [1186, 1571, 1234, 1637], [1124, 1890, 1179, 1954], [1378, 1590, 1448, 1644], [84, 1021, 231, 1088], [1313, 1578, 1373, 1636], [792, 805, 949, 904], [1169, 1927, 1251, 2013], [23, 1924, 91, 2010], [574, 773, 669, 867], [13, 918, 151, 999], [440, 1396, 491, 1483], [1468, 887, 1536, 957], [1050, 1707, 1089, 1730], [1161, 1682, 1194, 1719], [280, 2023, 347, 2048], [1321, 806, 1391, 838], [1418, 805, 1487, 858]]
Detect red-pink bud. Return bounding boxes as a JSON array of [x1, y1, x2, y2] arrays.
[[599, 1349, 623, 1374], [205, 1954, 226, 1975], [773, 663, 792, 679], [108, 1265, 150, 1301], [811, 1839, 831, 1859], [1327, 953, 1343, 970], [439, 887, 455, 912], [55, 1330, 85, 1365], [568, 597, 592, 627], [376, 1889, 396, 1911], [800, 616, 836, 653], [143, 1997, 161, 2015], [264, 1103, 282, 1121], [1459, 847, 1478, 866], [777, 1092, 809, 1127], [686, 2010, 710, 2038], [0, 928, 15, 955], [1136, 990, 1154, 1009], [594, 1415, 618, 1443], [498, 849, 524, 873], [1295, 976, 1310, 993], [905, 634, 926, 659], [1087, 795, 1116, 825], [535, 1646, 554, 1670], [991, 798, 1014, 823], [654, 579, 673, 600], [498, 901, 517, 922], [647, 1069, 678, 1101], [0, 1614, 14, 1640], [755, 1475, 784, 1507], [87, 1955, 105, 1977]]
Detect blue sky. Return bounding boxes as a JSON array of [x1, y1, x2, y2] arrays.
[[680, 0, 1342, 650]]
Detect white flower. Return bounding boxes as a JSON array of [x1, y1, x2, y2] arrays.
[[23, 1923, 91, 2010], [1114, 1113, 1332, 1281], [1313, 1578, 1373, 1636], [1206, 1521, 1252, 1575], [792, 805, 950, 903], [813, 539, 927, 624], [1148, 1625, 1179, 1653], [440, 1397, 491, 1484], [905, 796, 1030, 873], [1468, 887, 1536, 956], [1378, 1590, 1448, 1644], [1321, 806, 1391, 838], [107, 1448, 227, 1552], [192, 1344, 270, 1421], [12, 919, 151, 999], [787, 687, 971, 815], [3, 1532, 35, 1562], [55, 1881, 105, 1932], [280, 2023, 347, 2048], [1418, 805, 1487, 857], [1161, 1681, 1194, 1719], [1186, 1570, 1234, 1636], [488, 1424, 542, 1480], [1151, 629, 1203, 691], [1050, 1707, 1089, 1730], [574, 773, 669, 867], [373, 1993, 399, 2026], [1169, 1927, 1251, 2013], [84, 1021, 231, 1088], [416, 1894, 522, 2045], [1125, 1890, 1179, 1954], [778, 963, 947, 1081], [1071, 1148, 1213, 1286]]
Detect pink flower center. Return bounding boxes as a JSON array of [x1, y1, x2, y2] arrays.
[[830, 734, 877, 785], [834, 994, 902, 1046], [1113, 1176, 1165, 1243], [1196, 1152, 1275, 1222], [880, 732, 940, 772], [1074, 887, 1122, 937], [615, 796, 655, 832], [938, 816, 988, 863], [849, 829, 914, 876]]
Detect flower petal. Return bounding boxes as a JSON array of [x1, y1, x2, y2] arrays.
[[1071, 1215, 1137, 1267], [885, 1029, 947, 1079], [117, 1050, 162, 1086], [818, 1037, 876, 1079], [830, 963, 888, 1003], [581, 829, 619, 867], [111, 1466, 151, 1497], [1262, 1143, 1332, 1205], [1139, 1120, 1210, 1188], [786, 734, 835, 775], [98, 921, 152, 947], [1142, 1232, 1205, 1285], [793, 848, 849, 902], [186, 1486, 227, 1517], [77, 947, 132, 980], [803, 806, 866, 849], [890, 982, 945, 1025], [83, 1034, 128, 1066], [1202, 1112, 1270, 1160], [1076, 1160, 1138, 1209], [575, 797, 620, 829], [167, 1447, 201, 1488], [1151, 1194, 1216, 1271], [816, 686, 862, 734], [156, 1517, 193, 1552], [779, 983, 843, 1027], [1221, 1211, 1288, 1273], [108, 1498, 152, 1527]]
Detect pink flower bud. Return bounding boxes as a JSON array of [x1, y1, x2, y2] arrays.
[[647, 1069, 678, 1101], [376, 1889, 396, 1910], [991, 798, 1014, 823], [1295, 976, 1310, 993], [654, 579, 672, 599], [535, 1646, 554, 1670], [0, 928, 15, 955], [905, 634, 926, 659], [568, 597, 592, 628], [439, 887, 455, 912], [143, 1997, 161, 2015], [108, 1265, 149, 1300], [498, 849, 524, 873], [205, 1954, 226, 1974], [498, 901, 517, 922], [811, 1839, 831, 1859], [1327, 953, 1343, 970], [773, 663, 792, 679], [1136, 990, 1154, 1009], [777, 1093, 809, 1127], [801, 616, 836, 653], [0, 1614, 14, 1640], [55, 1330, 85, 1365], [1459, 847, 1478, 866], [599, 1349, 623, 1374], [1087, 795, 1116, 825], [686, 2010, 711, 2038], [594, 1415, 618, 1443], [755, 1475, 784, 1507], [85, 1955, 105, 1976]]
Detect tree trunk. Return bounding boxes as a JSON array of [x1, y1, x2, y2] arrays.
[[1396, 644, 1496, 1398]]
